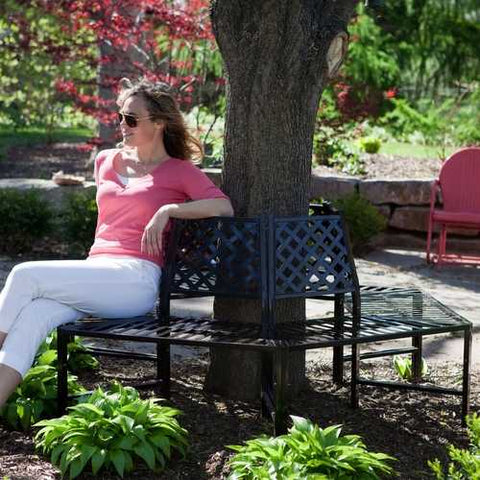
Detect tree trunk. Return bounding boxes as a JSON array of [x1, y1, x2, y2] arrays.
[[205, 0, 356, 400]]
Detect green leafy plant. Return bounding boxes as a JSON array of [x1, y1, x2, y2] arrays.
[[1, 365, 84, 431], [313, 126, 365, 176], [393, 355, 428, 381], [227, 415, 396, 479], [0, 189, 53, 253], [36, 331, 99, 373], [330, 193, 387, 255], [429, 413, 480, 479], [358, 136, 382, 154], [61, 189, 98, 256], [35, 382, 188, 479]]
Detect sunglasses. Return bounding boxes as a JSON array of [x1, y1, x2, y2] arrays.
[[117, 112, 153, 128]]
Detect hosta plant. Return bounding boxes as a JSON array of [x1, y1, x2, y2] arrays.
[[429, 413, 480, 479], [227, 415, 396, 479], [393, 355, 428, 381], [35, 382, 188, 479], [1, 365, 84, 431], [36, 331, 99, 373]]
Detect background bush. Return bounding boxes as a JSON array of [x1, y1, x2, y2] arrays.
[[0, 189, 53, 253], [61, 189, 98, 256]]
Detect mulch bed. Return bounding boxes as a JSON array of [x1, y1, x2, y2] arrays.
[[0, 354, 476, 480], [0, 142, 444, 182]]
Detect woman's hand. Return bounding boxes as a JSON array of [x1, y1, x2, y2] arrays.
[[141, 205, 174, 257]]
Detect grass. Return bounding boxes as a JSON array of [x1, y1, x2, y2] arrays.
[[0, 126, 94, 158], [378, 141, 458, 159]]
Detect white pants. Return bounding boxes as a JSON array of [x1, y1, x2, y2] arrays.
[[0, 256, 161, 377]]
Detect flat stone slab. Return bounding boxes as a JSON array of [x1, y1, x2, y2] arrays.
[[310, 170, 358, 200], [359, 179, 432, 206]]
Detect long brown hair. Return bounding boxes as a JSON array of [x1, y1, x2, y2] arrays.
[[117, 78, 203, 162]]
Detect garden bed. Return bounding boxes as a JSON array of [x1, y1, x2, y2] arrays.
[[0, 142, 445, 181], [0, 354, 476, 479]]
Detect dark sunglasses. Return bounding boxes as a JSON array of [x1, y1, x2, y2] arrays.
[[117, 112, 153, 128]]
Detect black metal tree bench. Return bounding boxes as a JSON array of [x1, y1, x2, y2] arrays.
[[57, 208, 472, 434]]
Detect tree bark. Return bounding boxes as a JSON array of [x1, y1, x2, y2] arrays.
[[205, 0, 356, 400]]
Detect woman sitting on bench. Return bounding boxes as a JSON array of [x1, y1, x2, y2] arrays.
[[0, 78, 233, 407]]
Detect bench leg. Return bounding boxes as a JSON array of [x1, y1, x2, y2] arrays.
[[411, 335, 423, 383], [462, 327, 472, 425], [350, 343, 359, 409], [273, 349, 289, 436], [156, 343, 171, 399], [261, 349, 289, 435], [57, 329, 71, 416], [261, 351, 274, 421], [333, 294, 345, 384]]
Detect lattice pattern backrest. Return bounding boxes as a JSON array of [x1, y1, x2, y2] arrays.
[[274, 215, 358, 297], [171, 217, 262, 297]]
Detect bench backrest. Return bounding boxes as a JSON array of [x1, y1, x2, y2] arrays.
[[161, 213, 359, 302]]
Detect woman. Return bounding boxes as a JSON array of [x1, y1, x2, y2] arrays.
[[0, 78, 233, 406]]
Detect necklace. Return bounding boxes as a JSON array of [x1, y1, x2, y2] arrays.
[[126, 151, 170, 176]]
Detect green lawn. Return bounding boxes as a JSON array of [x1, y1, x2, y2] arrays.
[[0, 126, 94, 158], [378, 141, 457, 159]]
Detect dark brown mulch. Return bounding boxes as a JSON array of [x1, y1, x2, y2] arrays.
[[0, 143, 94, 180], [0, 354, 476, 480], [0, 141, 443, 182]]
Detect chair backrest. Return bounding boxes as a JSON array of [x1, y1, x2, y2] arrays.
[[439, 147, 480, 213]]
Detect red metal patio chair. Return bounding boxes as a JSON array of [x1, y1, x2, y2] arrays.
[[426, 147, 480, 265]]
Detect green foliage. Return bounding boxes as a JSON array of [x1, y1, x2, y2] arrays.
[[344, 4, 400, 93], [227, 415, 396, 479], [392, 355, 428, 381], [0, 365, 84, 431], [0, 332, 96, 431], [61, 189, 98, 256], [0, 189, 53, 253], [35, 382, 189, 479], [0, 0, 96, 130], [313, 126, 365, 176], [429, 413, 480, 479], [378, 0, 480, 100], [380, 98, 444, 143], [36, 331, 99, 374], [358, 136, 382, 154], [331, 193, 387, 255]]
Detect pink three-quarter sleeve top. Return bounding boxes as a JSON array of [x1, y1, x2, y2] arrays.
[[88, 149, 229, 267]]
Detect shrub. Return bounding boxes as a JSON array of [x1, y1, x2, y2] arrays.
[[429, 413, 480, 479], [0, 189, 53, 253], [0, 365, 85, 431], [36, 331, 99, 373], [313, 126, 365, 176], [61, 189, 97, 256], [330, 193, 387, 255], [393, 355, 428, 381], [358, 136, 382, 154], [227, 415, 396, 479], [35, 382, 188, 479]]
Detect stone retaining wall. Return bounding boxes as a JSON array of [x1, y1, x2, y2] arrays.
[[1, 168, 478, 239], [309, 169, 479, 237]]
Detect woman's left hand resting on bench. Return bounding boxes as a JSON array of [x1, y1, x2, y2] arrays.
[[0, 78, 233, 407], [142, 198, 233, 257]]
